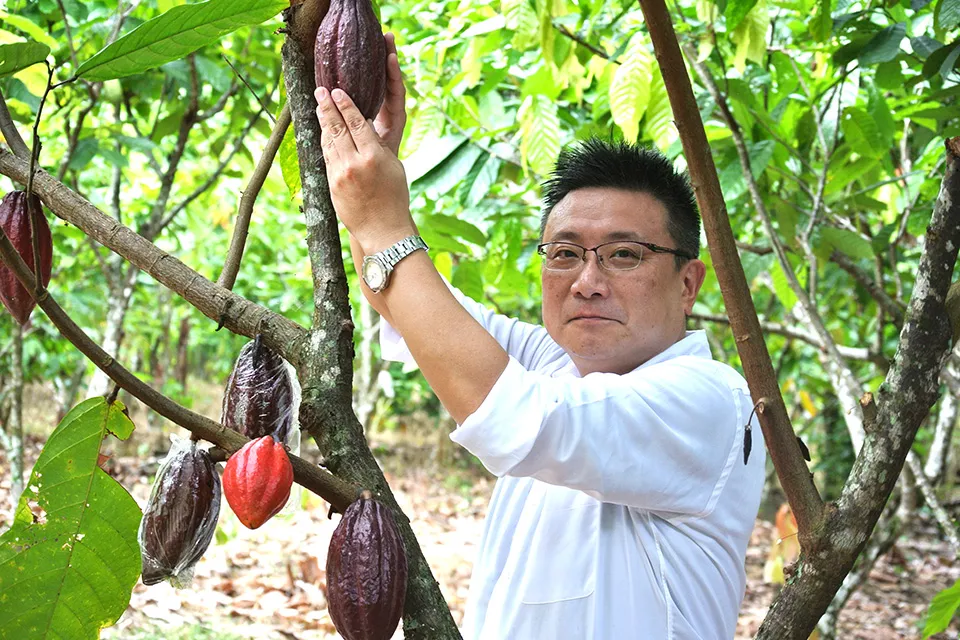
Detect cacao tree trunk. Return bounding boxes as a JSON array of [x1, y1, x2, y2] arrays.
[[280, 5, 462, 637]]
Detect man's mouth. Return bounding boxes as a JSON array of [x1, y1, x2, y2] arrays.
[[569, 315, 618, 323]]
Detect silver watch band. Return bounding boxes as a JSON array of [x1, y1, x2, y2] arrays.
[[378, 235, 429, 267]]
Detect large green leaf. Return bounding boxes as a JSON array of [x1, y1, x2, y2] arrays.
[[74, 0, 288, 80], [0, 397, 141, 639], [518, 94, 561, 176], [935, 0, 960, 34], [726, 0, 759, 31], [0, 42, 49, 78], [924, 578, 960, 638], [609, 33, 653, 143], [822, 227, 874, 260], [0, 12, 59, 51], [841, 107, 886, 158], [858, 23, 906, 66]]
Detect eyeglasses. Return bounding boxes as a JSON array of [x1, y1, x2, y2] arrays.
[[536, 240, 695, 271]]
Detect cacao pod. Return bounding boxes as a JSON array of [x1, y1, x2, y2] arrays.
[[314, 0, 387, 120], [0, 191, 52, 325], [327, 492, 407, 640], [221, 335, 294, 443], [138, 438, 221, 587], [222, 435, 293, 529]]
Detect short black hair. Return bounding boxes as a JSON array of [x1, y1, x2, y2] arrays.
[[539, 138, 701, 268]]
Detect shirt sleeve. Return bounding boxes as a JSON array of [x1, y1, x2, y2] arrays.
[[379, 278, 565, 370], [450, 355, 745, 516]]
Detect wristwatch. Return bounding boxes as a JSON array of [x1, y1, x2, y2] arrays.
[[361, 235, 429, 293]]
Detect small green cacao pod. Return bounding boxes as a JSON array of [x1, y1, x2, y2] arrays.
[[222, 435, 293, 530], [138, 439, 221, 587], [314, 0, 387, 120], [327, 492, 407, 640], [221, 335, 294, 443], [0, 190, 52, 325]]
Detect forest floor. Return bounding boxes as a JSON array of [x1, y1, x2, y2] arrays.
[[2, 383, 960, 639]]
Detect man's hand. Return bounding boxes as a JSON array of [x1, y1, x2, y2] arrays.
[[373, 33, 406, 158], [315, 84, 415, 253]]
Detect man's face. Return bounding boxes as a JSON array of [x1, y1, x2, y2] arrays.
[[540, 187, 706, 375]]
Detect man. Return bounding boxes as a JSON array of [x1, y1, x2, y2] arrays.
[[315, 35, 764, 640]]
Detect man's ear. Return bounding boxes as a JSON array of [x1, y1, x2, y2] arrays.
[[680, 259, 707, 315]]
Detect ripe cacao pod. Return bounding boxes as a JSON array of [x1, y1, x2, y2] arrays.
[[327, 493, 407, 640], [222, 435, 293, 529], [314, 0, 387, 120], [138, 438, 221, 587], [221, 335, 294, 443], [0, 190, 52, 325]]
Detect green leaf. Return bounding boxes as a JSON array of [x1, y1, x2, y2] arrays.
[[67, 138, 100, 172], [811, 0, 832, 42], [415, 143, 484, 199], [923, 578, 960, 638], [841, 107, 885, 158], [427, 214, 488, 246], [609, 33, 653, 144], [769, 259, 798, 311], [405, 135, 467, 184], [0, 397, 141, 639], [858, 23, 906, 66], [726, 0, 759, 31], [452, 258, 485, 301], [278, 121, 301, 199], [0, 12, 59, 51], [731, 0, 770, 72], [458, 150, 503, 207], [822, 227, 874, 260], [74, 0, 288, 81], [935, 0, 960, 34], [866, 82, 896, 148], [0, 42, 49, 78], [518, 94, 562, 176]]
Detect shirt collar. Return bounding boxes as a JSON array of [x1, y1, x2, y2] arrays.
[[636, 330, 712, 370]]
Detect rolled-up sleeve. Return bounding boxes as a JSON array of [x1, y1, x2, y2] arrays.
[[451, 355, 745, 516]]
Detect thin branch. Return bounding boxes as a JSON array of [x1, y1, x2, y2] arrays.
[[638, 0, 824, 538], [0, 146, 310, 369], [54, 0, 79, 70], [26, 65, 55, 297], [831, 250, 905, 325], [0, 225, 357, 512], [222, 54, 276, 124], [219, 103, 291, 290], [155, 106, 264, 235], [0, 92, 30, 159], [690, 312, 875, 361], [553, 23, 617, 62], [906, 452, 960, 554]]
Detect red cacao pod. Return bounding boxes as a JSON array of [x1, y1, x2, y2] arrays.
[[0, 190, 52, 325], [138, 439, 221, 586], [221, 335, 294, 443], [327, 493, 407, 640], [314, 0, 387, 120], [222, 435, 293, 529]]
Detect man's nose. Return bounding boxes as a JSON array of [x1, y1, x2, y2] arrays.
[[570, 253, 610, 298]]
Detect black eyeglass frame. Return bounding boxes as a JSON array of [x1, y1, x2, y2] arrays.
[[536, 240, 697, 270]]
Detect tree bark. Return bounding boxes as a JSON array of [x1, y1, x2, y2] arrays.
[[281, 4, 462, 638]]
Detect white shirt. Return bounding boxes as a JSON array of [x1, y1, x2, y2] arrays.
[[381, 284, 765, 640]]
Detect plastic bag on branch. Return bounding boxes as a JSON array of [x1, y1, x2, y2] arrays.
[[138, 437, 221, 587], [222, 334, 302, 511]]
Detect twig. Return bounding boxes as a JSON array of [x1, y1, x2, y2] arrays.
[[0, 223, 358, 512], [222, 55, 276, 125], [0, 92, 30, 159], [26, 64, 55, 297], [906, 452, 960, 554], [219, 103, 291, 290], [55, 0, 79, 70], [553, 23, 616, 62]]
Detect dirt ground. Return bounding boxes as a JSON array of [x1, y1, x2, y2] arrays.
[[2, 392, 960, 639]]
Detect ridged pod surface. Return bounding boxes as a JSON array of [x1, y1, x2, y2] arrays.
[[138, 439, 221, 586], [326, 494, 407, 640], [314, 0, 386, 120], [221, 335, 294, 443], [222, 436, 293, 529], [0, 190, 52, 325]]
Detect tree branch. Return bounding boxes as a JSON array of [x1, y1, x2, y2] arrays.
[[0, 225, 357, 512], [0, 92, 30, 159], [0, 147, 310, 369], [637, 0, 824, 537], [219, 103, 291, 291]]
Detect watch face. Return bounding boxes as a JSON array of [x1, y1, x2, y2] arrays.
[[363, 259, 387, 290]]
